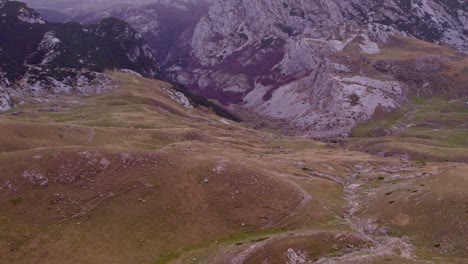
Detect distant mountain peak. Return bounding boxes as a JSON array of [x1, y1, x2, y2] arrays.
[[0, 0, 159, 111]]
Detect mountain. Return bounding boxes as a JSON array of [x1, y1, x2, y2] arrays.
[[60, 0, 212, 62], [32, 7, 70, 23], [20, 0, 160, 11], [54, 0, 467, 138], [5, 1, 466, 137], [163, 0, 468, 138], [0, 0, 159, 111]]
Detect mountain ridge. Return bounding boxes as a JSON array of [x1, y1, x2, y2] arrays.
[[162, 0, 467, 138], [2, 0, 468, 138], [0, 0, 159, 111]]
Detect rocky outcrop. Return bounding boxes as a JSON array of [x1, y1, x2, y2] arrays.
[[234, 24, 409, 137], [16, 3, 45, 24], [14, 69, 114, 95]]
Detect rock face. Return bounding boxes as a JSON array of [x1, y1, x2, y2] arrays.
[[162, 0, 467, 137], [0, 1, 159, 111], [16, 2, 45, 24]]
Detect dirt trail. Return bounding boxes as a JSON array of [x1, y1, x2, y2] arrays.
[[264, 170, 313, 227], [222, 161, 435, 264], [316, 177, 412, 262], [316, 162, 436, 264]]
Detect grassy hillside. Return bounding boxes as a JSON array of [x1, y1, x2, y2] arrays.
[[348, 36, 468, 162], [0, 73, 466, 264], [350, 97, 468, 162]]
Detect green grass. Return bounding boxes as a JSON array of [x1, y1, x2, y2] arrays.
[[350, 107, 403, 138], [10, 197, 22, 205], [350, 118, 399, 137], [154, 252, 181, 264], [350, 97, 468, 161], [151, 229, 289, 264]]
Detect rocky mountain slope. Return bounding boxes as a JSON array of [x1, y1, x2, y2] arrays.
[[17, 0, 467, 138], [0, 0, 159, 111], [162, 0, 467, 138]]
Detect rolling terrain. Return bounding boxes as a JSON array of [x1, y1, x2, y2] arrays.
[[0, 72, 466, 264], [0, 1, 467, 263]]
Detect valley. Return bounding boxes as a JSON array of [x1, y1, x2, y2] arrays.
[[1, 0, 467, 263], [0, 73, 466, 263]]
